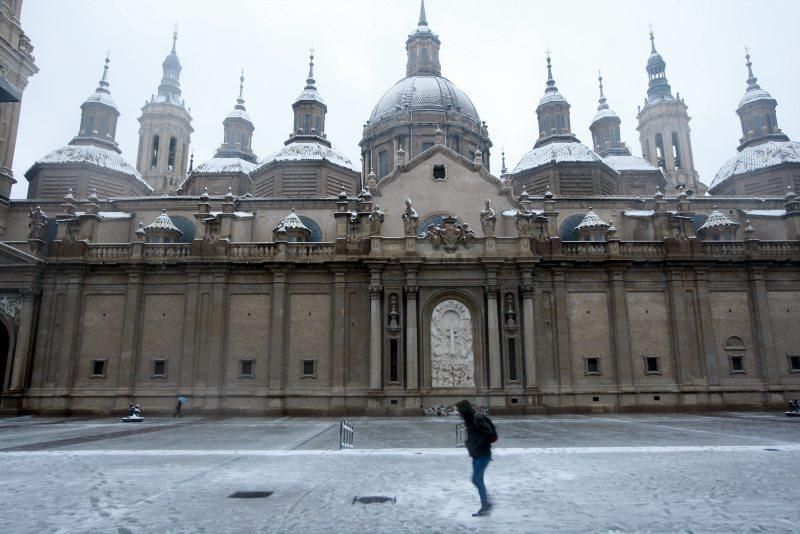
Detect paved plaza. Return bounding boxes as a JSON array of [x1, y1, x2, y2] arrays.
[[1, 412, 799, 532]]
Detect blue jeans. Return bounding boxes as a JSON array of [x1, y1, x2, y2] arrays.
[[471, 455, 491, 506]]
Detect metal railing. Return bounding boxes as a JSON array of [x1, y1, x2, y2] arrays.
[[455, 422, 466, 447], [339, 419, 354, 450]]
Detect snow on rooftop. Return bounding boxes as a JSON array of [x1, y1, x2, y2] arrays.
[[591, 108, 618, 124], [742, 209, 786, 217], [622, 209, 655, 217], [30, 144, 152, 191], [225, 108, 252, 122], [257, 142, 358, 172], [711, 140, 800, 188], [209, 211, 255, 219], [512, 141, 606, 174], [538, 91, 568, 106], [192, 157, 257, 175], [99, 211, 133, 220], [295, 88, 325, 105], [84, 91, 118, 111], [603, 155, 659, 172], [738, 88, 774, 109]]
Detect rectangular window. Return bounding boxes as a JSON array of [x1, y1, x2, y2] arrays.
[[167, 136, 177, 171], [728, 354, 745, 374], [432, 164, 446, 180], [301, 358, 316, 378], [389, 339, 399, 383], [585, 357, 600, 375], [240, 359, 254, 378], [788, 354, 800, 373], [507, 338, 517, 382], [152, 359, 168, 378], [150, 135, 160, 169], [644, 355, 660, 374], [378, 150, 388, 179], [421, 142, 434, 152], [90, 359, 106, 378]]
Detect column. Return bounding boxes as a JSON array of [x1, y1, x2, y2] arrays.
[[521, 271, 536, 389], [608, 269, 633, 386], [118, 269, 143, 393], [666, 269, 691, 385], [8, 289, 37, 392], [694, 269, 719, 385], [332, 271, 347, 392], [748, 268, 779, 384], [485, 272, 502, 389], [369, 267, 383, 391], [269, 269, 287, 392], [404, 285, 419, 390]]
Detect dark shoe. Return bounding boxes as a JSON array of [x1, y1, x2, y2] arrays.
[[472, 504, 492, 517]]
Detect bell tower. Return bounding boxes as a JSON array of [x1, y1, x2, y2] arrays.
[[405, 0, 441, 77], [136, 29, 193, 193], [636, 30, 705, 194]]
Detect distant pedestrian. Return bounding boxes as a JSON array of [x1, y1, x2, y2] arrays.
[[173, 397, 183, 418], [455, 400, 498, 517]]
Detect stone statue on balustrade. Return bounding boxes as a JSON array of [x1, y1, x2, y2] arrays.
[[401, 198, 419, 236], [368, 204, 384, 236], [28, 206, 47, 241], [479, 199, 497, 237]]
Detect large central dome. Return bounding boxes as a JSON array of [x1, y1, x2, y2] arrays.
[[369, 75, 481, 125]]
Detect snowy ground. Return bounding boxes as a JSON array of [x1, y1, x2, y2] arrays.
[[1, 412, 799, 533]]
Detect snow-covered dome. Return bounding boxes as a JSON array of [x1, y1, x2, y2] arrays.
[[737, 88, 774, 110], [84, 88, 117, 111], [539, 90, 567, 107], [368, 75, 480, 125], [603, 154, 659, 172], [711, 140, 800, 189], [30, 144, 151, 190], [145, 209, 182, 234], [295, 87, 325, 105], [256, 142, 357, 172], [591, 107, 619, 125], [193, 157, 257, 175], [512, 141, 607, 174]]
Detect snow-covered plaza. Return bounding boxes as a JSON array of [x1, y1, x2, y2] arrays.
[[1, 412, 799, 533]]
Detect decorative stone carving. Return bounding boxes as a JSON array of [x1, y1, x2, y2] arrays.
[[401, 198, 419, 236], [369, 286, 383, 300], [28, 206, 47, 241], [479, 199, 497, 237], [368, 204, 384, 236], [387, 293, 400, 331], [515, 204, 533, 236], [0, 294, 22, 325], [404, 286, 418, 299], [520, 285, 534, 298], [430, 299, 475, 387], [485, 284, 499, 298], [504, 293, 517, 329], [423, 215, 477, 253]]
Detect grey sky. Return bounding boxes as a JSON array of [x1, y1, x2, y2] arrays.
[[12, 0, 800, 198]]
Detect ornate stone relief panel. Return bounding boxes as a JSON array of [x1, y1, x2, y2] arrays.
[[430, 299, 474, 387]]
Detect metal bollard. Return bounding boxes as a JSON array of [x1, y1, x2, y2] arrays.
[[455, 422, 466, 447], [340, 419, 354, 449]]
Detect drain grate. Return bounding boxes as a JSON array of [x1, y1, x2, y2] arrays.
[[352, 496, 396, 505], [229, 491, 274, 499]]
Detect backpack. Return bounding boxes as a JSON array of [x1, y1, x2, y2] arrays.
[[479, 415, 498, 443]]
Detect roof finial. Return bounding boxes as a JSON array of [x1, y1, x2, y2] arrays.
[[97, 52, 111, 93], [172, 23, 178, 54], [648, 23, 656, 53], [239, 69, 245, 100], [418, 0, 428, 27], [597, 70, 608, 111], [501, 147, 507, 175], [544, 49, 558, 93], [744, 46, 760, 91], [305, 46, 316, 90]]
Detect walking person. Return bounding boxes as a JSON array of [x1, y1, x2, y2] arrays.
[[455, 400, 498, 517], [173, 396, 184, 418]]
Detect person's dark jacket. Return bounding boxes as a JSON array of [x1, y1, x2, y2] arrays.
[[464, 415, 494, 458]]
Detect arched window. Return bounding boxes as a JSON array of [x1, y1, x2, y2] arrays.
[[167, 137, 177, 172], [725, 336, 746, 350], [304, 113, 311, 134], [671, 132, 682, 169], [378, 150, 388, 179], [555, 113, 563, 131], [298, 216, 323, 242], [765, 114, 773, 133], [315, 116, 322, 134], [150, 135, 160, 169], [558, 214, 586, 241], [420, 47, 429, 65], [84, 115, 95, 135], [655, 133, 666, 170], [170, 215, 196, 243]]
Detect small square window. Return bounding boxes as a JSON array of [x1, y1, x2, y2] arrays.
[[644, 355, 661, 374], [90, 359, 106, 378], [152, 359, 168, 378], [788, 354, 800, 373], [584, 357, 600, 375], [301, 358, 316, 378], [432, 164, 446, 180], [728, 354, 745, 374], [240, 359, 254, 378]]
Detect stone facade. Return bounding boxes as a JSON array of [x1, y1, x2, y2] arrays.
[[1, 2, 800, 415]]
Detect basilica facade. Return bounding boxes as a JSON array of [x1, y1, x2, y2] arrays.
[[1, 2, 799, 415]]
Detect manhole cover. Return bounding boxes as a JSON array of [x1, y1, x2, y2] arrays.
[[352, 496, 396, 505], [229, 491, 273, 499]]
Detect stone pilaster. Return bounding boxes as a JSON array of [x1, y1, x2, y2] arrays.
[[269, 270, 287, 395], [520, 271, 536, 389], [404, 283, 419, 390], [485, 273, 502, 389], [369, 267, 383, 391], [8, 288, 38, 392]]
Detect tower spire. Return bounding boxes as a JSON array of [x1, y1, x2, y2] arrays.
[[97, 52, 111, 94], [597, 70, 608, 111], [235, 69, 246, 110], [544, 51, 558, 93], [305, 47, 316, 90], [172, 24, 178, 54], [418, 0, 428, 27], [649, 24, 656, 53], [744, 48, 761, 91]]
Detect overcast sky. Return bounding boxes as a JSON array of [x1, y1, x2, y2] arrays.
[[11, 0, 800, 198]]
